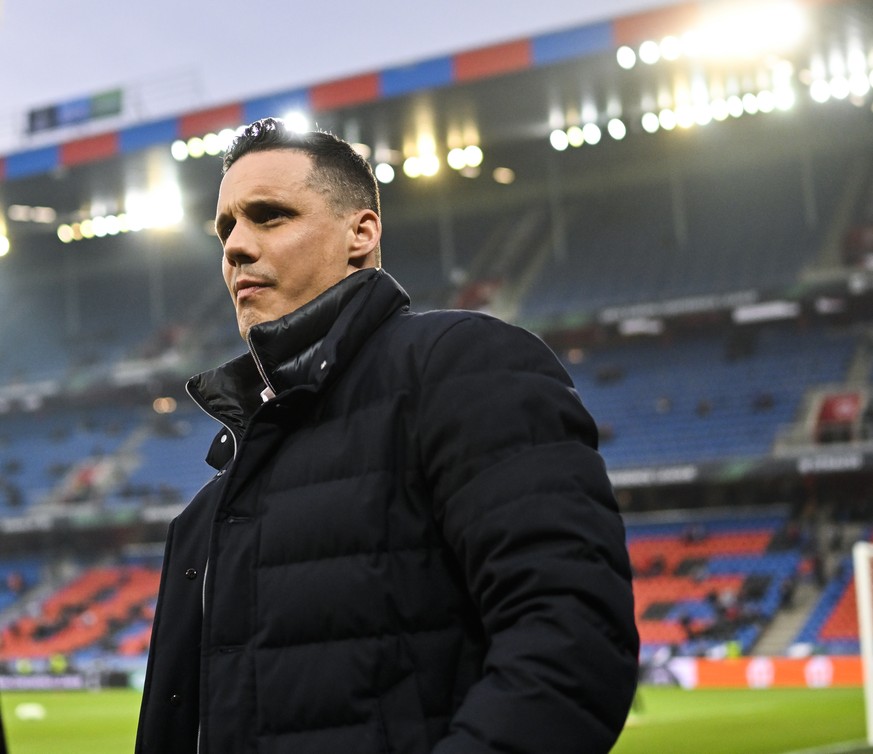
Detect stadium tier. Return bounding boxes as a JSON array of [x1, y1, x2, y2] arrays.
[[628, 513, 810, 660], [566, 324, 857, 468]]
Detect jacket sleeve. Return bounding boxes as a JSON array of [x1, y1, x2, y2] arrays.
[[417, 315, 639, 754]]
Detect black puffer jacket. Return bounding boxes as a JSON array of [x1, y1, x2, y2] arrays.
[[135, 268, 638, 754]]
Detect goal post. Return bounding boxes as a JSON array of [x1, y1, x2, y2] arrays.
[[854, 540, 873, 746]]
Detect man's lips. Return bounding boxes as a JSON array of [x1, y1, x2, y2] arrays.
[[235, 279, 272, 303]]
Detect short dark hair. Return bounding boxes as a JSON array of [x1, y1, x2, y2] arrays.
[[222, 117, 380, 219]]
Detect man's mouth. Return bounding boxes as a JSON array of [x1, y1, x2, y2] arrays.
[[235, 279, 271, 302]]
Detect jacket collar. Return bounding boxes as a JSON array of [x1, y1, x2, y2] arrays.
[[187, 268, 410, 444]]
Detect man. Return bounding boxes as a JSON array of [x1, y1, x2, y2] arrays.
[[136, 117, 638, 754]]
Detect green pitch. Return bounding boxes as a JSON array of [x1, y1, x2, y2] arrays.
[[0, 686, 870, 753], [614, 686, 871, 754]]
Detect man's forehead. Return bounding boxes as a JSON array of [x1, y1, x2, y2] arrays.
[[218, 150, 313, 202]]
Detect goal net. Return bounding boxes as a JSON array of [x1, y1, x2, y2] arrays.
[[854, 541, 873, 746]]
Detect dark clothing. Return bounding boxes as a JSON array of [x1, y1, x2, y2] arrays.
[[136, 269, 638, 754]]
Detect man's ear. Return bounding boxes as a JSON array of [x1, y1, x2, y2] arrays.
[[347, 209, 381, 266]]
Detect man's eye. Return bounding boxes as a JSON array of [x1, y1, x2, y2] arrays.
[[217, 222, 234, 243], [259, 208, 285, 223]]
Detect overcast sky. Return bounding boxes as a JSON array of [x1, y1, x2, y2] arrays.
[[0, 0, 674, 151]]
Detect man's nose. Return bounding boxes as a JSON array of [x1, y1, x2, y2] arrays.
[[223, 222, 258, 267]]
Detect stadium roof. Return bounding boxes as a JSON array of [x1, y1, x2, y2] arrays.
[[0, 0, 871, 263]]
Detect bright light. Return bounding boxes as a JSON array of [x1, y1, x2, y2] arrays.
[[566, 126, 584, 147], [809, 79, 830, 103], [125, 184, 183, 230], [660, 36, 682, 61], [757, 90, 776, 113], [105, 215, 121, 235], [203, 133, 223, 156], [676, 106, 695, 129], [582, 123, 602, 145], [403, 156, 422, 178], [374, 163, 395, 184], [658, 109, 677, 131], [218, 128, 237, 150], [492, 167, 515, 185], [549, 129, 570, 151], [153, 397, 177, 414], [695, 2, 808, 60], [420, 153, 440, 177], [775, 88, 796, 111], [616, 46, 636, 70], [710, 99, 730, 121], [726, 95, 745, 118], [170, 140, 188, 161], [80, 219, 95, 239], [31, 206, 56, 223], [57, 224, 74, 243], [0, 235, 8, 257], [638, 40, 660, 65], [850, 74, 871, 98], [681, 30, 704, 58], [463, 145, 483, 168], [694, 105, 713, 126], [92, 216, 108, 238], [830, 77, 851, 100], [187, 137, 205, 159], [641, 112, 660, 133], [742, 93, 760, 115], [284, 110, 310, 133], [351, 143, 372, 160], [607, 119, 627, 140], [447, 148, 466, 170]]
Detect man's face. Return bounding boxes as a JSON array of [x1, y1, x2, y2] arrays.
[[216, 149, 369, 340]]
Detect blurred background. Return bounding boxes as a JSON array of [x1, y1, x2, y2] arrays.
[[1, 0, 873, 751]]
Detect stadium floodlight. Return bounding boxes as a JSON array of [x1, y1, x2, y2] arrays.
[[403, 156, 422, 178], [549, 129, 569, 151], [374, 163, 395, 184], [283, 110, 310, 133], [710, 99, 730, 121], [809, 79, 830, 104], [170, 140, 189, 161], [203, 133, 224, 156], [582, 123, 602, 145], [641, 112, 660, 134], [92, 216, 108, 238], [774, 87, 797, 111], [658, 109, 678, 131], [695, 1, 808, 61], [638, 40, 660, 65], [742, 93, 760, 115], [830, 77, 851, 100], [726, 95, 745, 118], [492, 167, 515, 185], [850, 74, 871, 98], [419, 153, 440, 177], [57, 224, 74, 243], [463, 145, 483, 168], [0, 234, 9, 257], [607, 119, 627, 140], [351, 143, 372, 160], [675, 106, 695, 129], [660, 36, 682, 62], [447, 148, 466, 170], [757, 90, 776, 113], [566, 126, 584, 147], [186, 137, 205, 159], [616, 46, 636, 70]]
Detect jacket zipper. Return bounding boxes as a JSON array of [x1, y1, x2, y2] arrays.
[[246, 334, 277, 398], [184, 383, 238, 754]]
